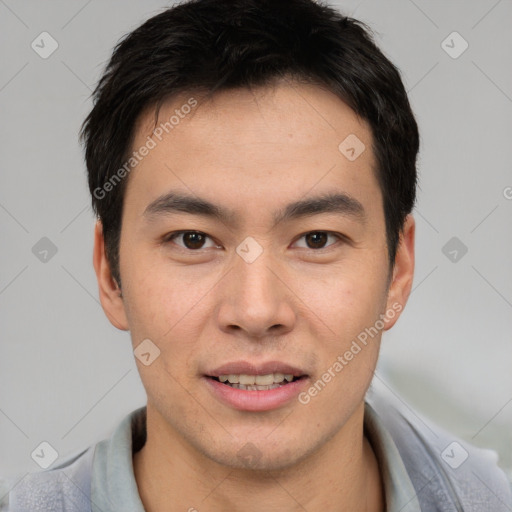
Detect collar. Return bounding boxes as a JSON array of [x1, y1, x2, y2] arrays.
[[91, 402, 419, 512]]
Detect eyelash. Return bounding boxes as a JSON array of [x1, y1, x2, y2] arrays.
[[163, 230, 346, 252]]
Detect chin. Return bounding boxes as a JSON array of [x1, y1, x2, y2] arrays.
[[214, 448, 303, 472], [200, 433, 318, 473]]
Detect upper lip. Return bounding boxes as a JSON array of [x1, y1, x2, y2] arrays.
[[206, 360, 308, 377]]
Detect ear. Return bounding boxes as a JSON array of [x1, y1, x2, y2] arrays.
[[93, 220, 129, 330], [383, 214, 415, 330]]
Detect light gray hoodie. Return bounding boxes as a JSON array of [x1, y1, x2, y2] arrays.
[[1, 382, 511, 511]]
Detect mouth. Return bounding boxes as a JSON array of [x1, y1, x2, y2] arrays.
[[207, 373, 307, 391], [203, 361, 310, 411]]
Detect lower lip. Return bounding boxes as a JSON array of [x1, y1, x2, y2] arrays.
[[204, 376, 309, 411]]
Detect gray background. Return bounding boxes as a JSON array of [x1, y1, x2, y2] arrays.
[[1, 0, 511, 483]]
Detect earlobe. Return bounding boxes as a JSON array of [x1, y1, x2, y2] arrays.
[[383, 214, 415, 331], [93, 221, 129, 331]]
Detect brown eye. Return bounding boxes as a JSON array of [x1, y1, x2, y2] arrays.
[[293, 231, 342, 250], [166, 231, 218, 250], [305, 232, 328, 249], [182, 232, 206, 249]]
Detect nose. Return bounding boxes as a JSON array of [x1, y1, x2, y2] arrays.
[[216, 249, 297, 340]]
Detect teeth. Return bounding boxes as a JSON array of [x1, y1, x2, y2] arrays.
[[230, 383, 283, 391], [218, 373, 296, 385], [255, 374, 274, 385], [239, 374, 255, 385]]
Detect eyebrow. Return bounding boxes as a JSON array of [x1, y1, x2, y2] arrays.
[[143, 190, 366, 228]]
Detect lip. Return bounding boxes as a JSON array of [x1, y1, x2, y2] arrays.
[[206, 360, 307, 377], [203, 360, 310, 412], [203, 375, 309, 411]]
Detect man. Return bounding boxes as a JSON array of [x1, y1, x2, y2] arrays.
[[1, 0, 511, 510]]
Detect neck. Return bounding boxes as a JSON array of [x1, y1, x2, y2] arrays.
[[133, 402, 384, 512]]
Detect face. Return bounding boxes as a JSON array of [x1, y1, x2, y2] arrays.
[[94, 80, 414, 471]]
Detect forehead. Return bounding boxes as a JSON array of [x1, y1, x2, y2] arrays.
[[123, 82, 382, 224]]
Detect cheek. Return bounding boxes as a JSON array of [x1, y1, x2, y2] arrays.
[[293, 264, 387, 388], [121, 260, 218, 368], [294, 260, 386, 327], [300, 277, 384, 408], [123, 268, 204, 392], [121, 267, 180, 342]]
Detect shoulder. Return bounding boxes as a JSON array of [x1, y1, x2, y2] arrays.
[[0, 407, 146, 512], [366, 380, 512, 511], [0, 446, 95, 512]]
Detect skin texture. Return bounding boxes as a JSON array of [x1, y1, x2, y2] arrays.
[[93, 80, 415, 511]]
